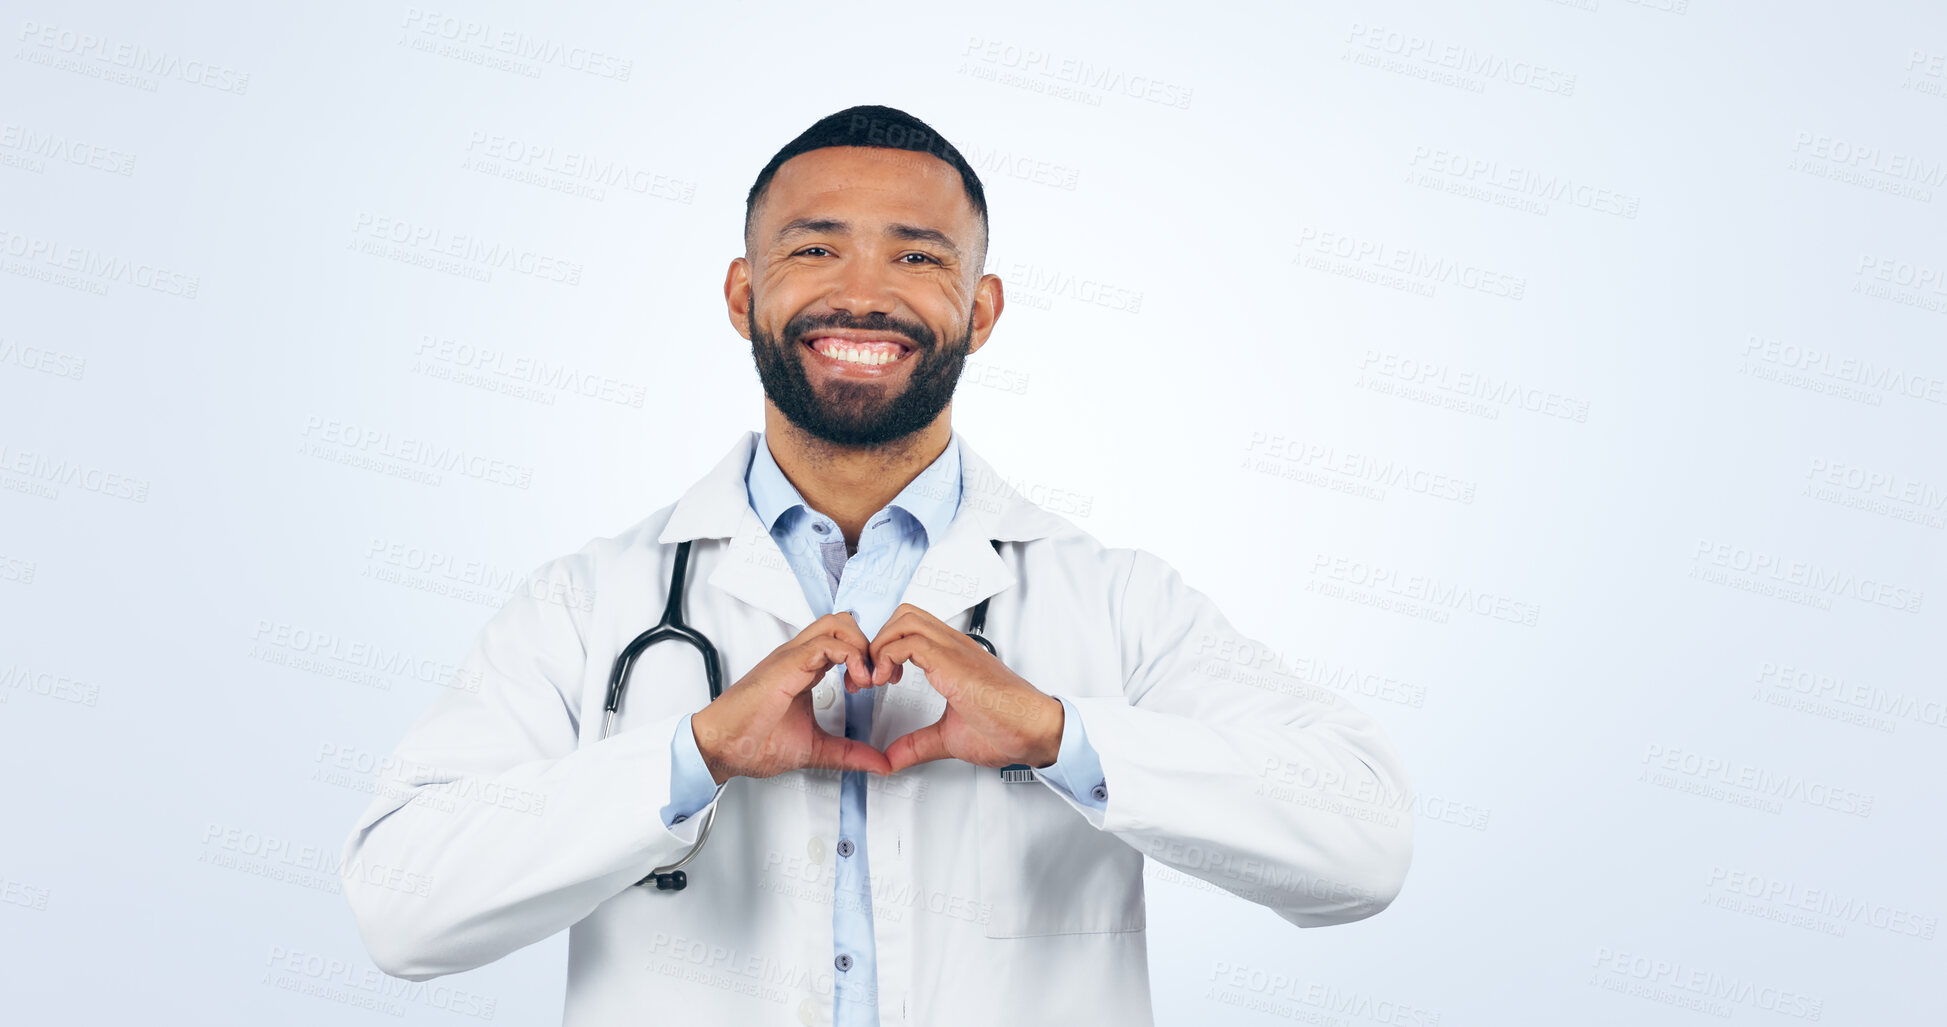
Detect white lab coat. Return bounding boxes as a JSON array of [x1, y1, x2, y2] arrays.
[[340, 430, 1414, 1027]]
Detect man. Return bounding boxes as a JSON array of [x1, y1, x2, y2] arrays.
[[341, 105, 1414, 1027]]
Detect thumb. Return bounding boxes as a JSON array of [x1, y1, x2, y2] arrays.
[[804, 727, 893, 777], [883, 722, 952, 775]]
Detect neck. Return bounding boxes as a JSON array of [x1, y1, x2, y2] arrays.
[[761, 404, 952, 552]]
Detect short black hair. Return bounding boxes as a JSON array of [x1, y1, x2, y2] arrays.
[[744, 105, 989, 262]]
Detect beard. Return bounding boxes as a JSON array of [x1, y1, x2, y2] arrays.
[[748, 302, 972, 448]]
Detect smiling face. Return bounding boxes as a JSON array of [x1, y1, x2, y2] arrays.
[[726, 146, 1003, 448]]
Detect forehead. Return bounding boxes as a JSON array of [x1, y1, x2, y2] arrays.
[[758, 146, 977, 235]]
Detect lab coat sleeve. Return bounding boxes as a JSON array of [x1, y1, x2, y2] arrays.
[[338, 551, 725, 982], [1056, 547, 1415, 928]]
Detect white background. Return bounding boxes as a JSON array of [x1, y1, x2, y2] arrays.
[[3, 0, 1942, 1023]]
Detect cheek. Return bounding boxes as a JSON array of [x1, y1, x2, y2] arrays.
[[758, 264, 821, 302], [754, 277, 817, 329], [917, 283, 974, 326]]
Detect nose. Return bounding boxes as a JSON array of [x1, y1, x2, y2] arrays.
[[825, 256, 899, 319]]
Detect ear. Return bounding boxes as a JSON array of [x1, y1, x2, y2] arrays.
[[966, 272, 1004, 357], [724, 257, 753, 340]]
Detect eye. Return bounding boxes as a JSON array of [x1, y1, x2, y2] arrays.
[[900, 252, 941, 265], [794, 246, 832, 257]]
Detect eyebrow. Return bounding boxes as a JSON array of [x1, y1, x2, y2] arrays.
[[775, 217, 962, 260]]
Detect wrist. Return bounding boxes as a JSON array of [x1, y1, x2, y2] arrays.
[[691, 709, 731, 786], [1030, 695, 1064, 769]]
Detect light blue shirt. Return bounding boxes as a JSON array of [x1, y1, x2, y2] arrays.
[[658, 430, 1107, 1027]]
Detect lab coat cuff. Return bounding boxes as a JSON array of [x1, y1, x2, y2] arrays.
[[1054, 695, 1185, 835], [660, 713, 726, 842], [1034, 697, 1109, 825]]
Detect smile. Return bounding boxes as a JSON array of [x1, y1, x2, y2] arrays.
[[802, 336, 914, 368]]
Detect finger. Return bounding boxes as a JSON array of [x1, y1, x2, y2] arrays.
[[794, 610, 862, 642], [829, 610, 871, 650], [877, 635, 942, 686], [836, 613, 879, 694], [883, 721, 952, 774], [809, 612, 875, 688], [805, 726, 893, 777], [838, 614, 880, 689], [869, 605, 964, 685], [797, 612, 874, 661], [788, 638, 869, 698], [885, 602, 950, 631], [815, 610, 872, 655]]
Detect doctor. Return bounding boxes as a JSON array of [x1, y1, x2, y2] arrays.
[[341, 104, 1414, 1027]]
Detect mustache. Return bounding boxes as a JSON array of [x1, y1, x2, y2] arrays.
[[784, 311, 935, 352]]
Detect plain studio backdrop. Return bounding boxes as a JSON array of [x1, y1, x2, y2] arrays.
[[2, 0, 1941, 1023]]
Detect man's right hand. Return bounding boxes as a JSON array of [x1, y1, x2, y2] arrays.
[[689, 613, 892, 784]]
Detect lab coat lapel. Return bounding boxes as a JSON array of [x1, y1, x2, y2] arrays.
[[655, 430, 1065, 633], [712, 507, 820, 630], [657, 432, 817, 632], [899, 490, 1013, 629], [888, 432, 1070, 629]]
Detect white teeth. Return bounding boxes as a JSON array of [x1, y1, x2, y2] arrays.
[[813, 340, 901, 366]]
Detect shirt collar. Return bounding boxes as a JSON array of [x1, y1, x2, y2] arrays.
[[746, 430, 963, 545]]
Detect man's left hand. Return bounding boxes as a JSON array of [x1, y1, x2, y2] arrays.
[[864, 603, 1064, 775]]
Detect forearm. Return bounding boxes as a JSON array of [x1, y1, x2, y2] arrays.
[[341, 710, 719, 980], [1065, 693, 1414, 926]]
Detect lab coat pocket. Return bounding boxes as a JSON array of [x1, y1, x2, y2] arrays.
[[974, 771, 1146, 938]]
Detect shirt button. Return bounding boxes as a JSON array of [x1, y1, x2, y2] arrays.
[[1091, 783, 1108, 803], [812, 522, 830, 534], [812, 682, 835, 709], [798, 995, 818, 1025], [835, 953, 853, 972], [836, 838, 855, 858], [672, 814, 688, 825], [808, 836, 826, 863]]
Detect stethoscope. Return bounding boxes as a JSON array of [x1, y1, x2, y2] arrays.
[[602, 537, 1009, 891]]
